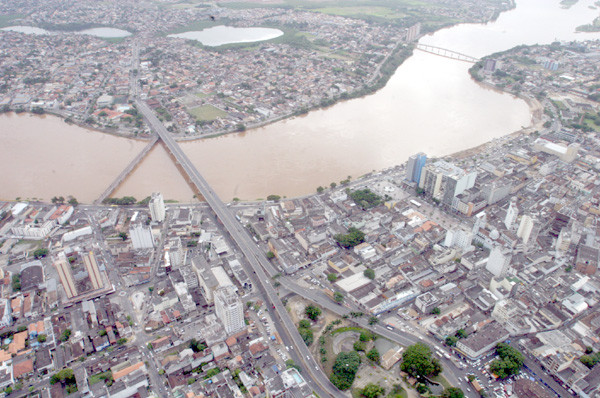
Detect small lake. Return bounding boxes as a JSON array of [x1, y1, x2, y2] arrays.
[[168, 25, 284, 46], [1, 26, 132, 38]]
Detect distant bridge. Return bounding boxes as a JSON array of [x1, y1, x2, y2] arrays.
[[94, 136, 158, 205], [416, 43, 480, 63]]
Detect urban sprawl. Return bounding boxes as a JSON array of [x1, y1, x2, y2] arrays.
[[2, 1, 600, 398]]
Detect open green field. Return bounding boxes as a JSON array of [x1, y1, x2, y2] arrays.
[[189, 104, 227, 120], [313, 6, 406, 20], [218, 0, 456, 27], [0, 14, 26, 28], [195, 91, 210, 99]]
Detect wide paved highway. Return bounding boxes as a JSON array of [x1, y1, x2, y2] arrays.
[[135, 100, 341, 397], [280, 277, 474, 395]]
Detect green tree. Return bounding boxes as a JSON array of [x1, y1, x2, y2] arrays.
[[489, 343, 524, 378], [11, 274, 20, 291], [189, 339, 207, 352], [316, 186, 324, 193], [442, 387, 465, 398], [349, 189, 382, 209], [298, 327, 313, 346], [330, 351, 361, 390], [360, 383, 385, 398], [455, 329, 468, 339], [368, 316, 378, 325], [359, 331, 373, 342], [33, 248, 49, 259], [60, 329, 72, 342], [400, 343, 442, 379], [334, 227, 365, 248], [364, 268, 375, 279], [354, 341, 366, 352], [266, 251, 275, 259], [37, 334, 47, 343], [333, 291, 344, 303], [327, 273, 338, 282], [299, 320, 311, 329], [445, 336, 459, 346], [119, 232, 128, 241], [431, 307, 441, 315], [305, 305, 322, 321], [366, 348, 380, 363], [266, 194, 281, 201], [50, 368, 75, 386], [286, 359, 300, 371]]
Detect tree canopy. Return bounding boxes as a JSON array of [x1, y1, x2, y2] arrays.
[[360, 383, 385, 398], [366, 348, 380, 364], [442, 387, 465, 398], [330, 351, 361, 390], [364, 268, 375, 279], [400, 343, 442, 379], [489, 343, 524, 379], [349, 189, 383, 209], [334, 227, 365, 248], [305, 304, 322, 321]]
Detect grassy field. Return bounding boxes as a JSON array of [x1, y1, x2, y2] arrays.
[[0, 14, 26, 28], [189, 104, 227, 120], [195, 91, 210, 99], [218, 0, 456, 27], [584, 116, 600, 132], [313, 6, 406, 20]]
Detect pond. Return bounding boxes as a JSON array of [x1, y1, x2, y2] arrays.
[[168, 25, 284, 46], [1, 26, 132, 38]]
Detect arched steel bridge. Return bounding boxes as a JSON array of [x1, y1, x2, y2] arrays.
[[416, 43, 480, 63]]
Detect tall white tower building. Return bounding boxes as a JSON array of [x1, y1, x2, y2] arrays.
[[129, 224, 155, 249], [486, 246, 511, 278], [149, 192, 166, 223], [517, 215, 535, 244], [214, 286, 245, 335], [504, 199, 519, 230]]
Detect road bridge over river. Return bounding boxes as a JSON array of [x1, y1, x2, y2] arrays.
[[94, 135, 158, 205], [416, 43, 480, 63], [134, 99, 341, 397]]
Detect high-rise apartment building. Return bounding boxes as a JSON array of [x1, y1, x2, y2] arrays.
[[149, 192, 165, 223], [419, 160, 477, 205], [486, 247, 511, 278], [82, 251, 103, 291], [504, 199, 519, 230], [214, 286, 244, 335], [129, 224, 155, 250], [54, 255, 78, 299], [517, 215, 535, 244], [406, 153, 427, 184]]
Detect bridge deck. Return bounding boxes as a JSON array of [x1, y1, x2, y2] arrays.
[[94, 135, 158, 205], [416, 43, 480, 63]]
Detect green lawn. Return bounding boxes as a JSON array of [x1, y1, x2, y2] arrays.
[[195, 91, 210, 99], [189, 104, 227, 121], [584, 118, 600, 132], [88, 371, 112, 386], [314, 6, 405, 20], [431, 374, 451, 389]]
